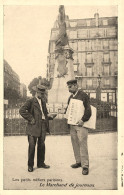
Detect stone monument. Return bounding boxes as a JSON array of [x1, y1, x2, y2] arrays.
[[48, 5, 75, 108]]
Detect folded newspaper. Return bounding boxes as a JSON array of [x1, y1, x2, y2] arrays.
[[65, 99, 97, 129]]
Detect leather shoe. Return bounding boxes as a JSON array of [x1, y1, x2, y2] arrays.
[[82, 167, 89, 175], [37, 163, 50, 169], [28, 166, 33, 172], [71, 163, 81, 168]]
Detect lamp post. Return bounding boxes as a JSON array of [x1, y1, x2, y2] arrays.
[[38, 76, 42, 85], [114, 71, 118, 117], [96, 74, 101, 102], [98, 74, 101, 87]]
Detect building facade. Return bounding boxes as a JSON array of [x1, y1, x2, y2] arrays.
[[47, 13, 118, 104], [4, 60, 20, 104]]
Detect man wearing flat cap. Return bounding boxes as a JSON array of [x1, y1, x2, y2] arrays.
[[19, 84, 56, 172], [66, 79, 91, 175]]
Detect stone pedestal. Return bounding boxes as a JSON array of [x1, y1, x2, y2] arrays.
[[48, 45, 75, 105]]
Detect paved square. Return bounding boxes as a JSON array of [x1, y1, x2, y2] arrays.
[[3, 132, 117, 190]]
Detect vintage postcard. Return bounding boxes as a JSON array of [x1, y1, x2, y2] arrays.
[[0, 0, 124, 195]]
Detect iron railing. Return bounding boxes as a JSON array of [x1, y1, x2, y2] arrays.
[[4, 102, 117, 136]]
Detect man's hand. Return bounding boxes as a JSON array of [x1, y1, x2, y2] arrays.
[[48, 113, 57, 120], [76, 120, 84, 127]]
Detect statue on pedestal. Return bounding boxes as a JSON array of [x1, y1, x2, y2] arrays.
[[48, 5, 75, 105], [55, 5, 69, 48]]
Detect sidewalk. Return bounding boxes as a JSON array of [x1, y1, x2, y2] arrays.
[[3, 132, 117, 190]]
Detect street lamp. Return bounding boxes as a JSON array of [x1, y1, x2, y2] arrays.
[[97, 74, 101, 87], [96, 74, 101, 102], [38, 76, 42, 84]]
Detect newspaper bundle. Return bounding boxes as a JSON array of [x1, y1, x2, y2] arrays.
[[66, 99, 97, 129]]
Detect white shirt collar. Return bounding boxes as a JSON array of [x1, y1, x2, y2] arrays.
[[72, 89, 79, 97], [35, 97, 45, 119]]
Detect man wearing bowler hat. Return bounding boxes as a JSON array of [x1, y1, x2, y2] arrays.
[[19, 84, 56, 172], [66, 79, 91, 175]]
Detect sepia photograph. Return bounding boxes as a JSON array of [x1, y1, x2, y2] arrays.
[[0, 1, 123, 193]]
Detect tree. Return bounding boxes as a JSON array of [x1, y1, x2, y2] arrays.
[[4, 86, 21, 105], [28, 77, 39, 96], [28, 76, 50, 96]]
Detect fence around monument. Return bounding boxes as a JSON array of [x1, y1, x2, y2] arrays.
[[4, 100, 117, 136]]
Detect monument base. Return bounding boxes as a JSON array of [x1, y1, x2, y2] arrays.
[[48, 46, 75, 116], [48, 77, 70, 104], [47, 76, 70, 118]]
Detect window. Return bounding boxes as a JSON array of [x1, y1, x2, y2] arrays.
[[86, 52, 92, 63], [90, 29, 97, 38], [90, 93, 96, 99], [103, 40, 109, 49], [91, 40, 96, 50], [101, 93, 107, 102], [73, 65, 78, 72], [98, 29, 104, 37], [103, 53, 109, 62], [70, 21, 77, 27], [87, 67, 92, 76], [104, 66, 110, 75], [107, 28, 116, 37], [78, 41, 85, 51], [86, 40, 92, 50], [103, 19, 108, 25], [104, 78, 110, 86], [109, 93, 115, 103], [77, 29, 87, 38], [87, 20, 91, 26], [69, 31, 77, 39], [87, 79, 92, 87], [109, 39, 117, 50], [97, 40, 102, 50], [77, 20, 86, 27]]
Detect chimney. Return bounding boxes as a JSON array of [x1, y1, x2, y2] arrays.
[[94, 12, 99, 27]]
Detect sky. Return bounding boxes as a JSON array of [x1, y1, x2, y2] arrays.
[[4, 5, 118, 95]]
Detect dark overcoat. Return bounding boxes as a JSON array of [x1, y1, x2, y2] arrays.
[[19, 97, 49, 137]]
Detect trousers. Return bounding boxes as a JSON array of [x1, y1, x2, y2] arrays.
[[70, 125, 89, 168], [27, 121, 46, 167]]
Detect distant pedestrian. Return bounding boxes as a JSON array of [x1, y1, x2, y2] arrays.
[[66, 79, 91, 175], [19, 84, 56, 172]]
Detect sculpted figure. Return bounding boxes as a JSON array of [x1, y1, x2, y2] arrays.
[[55, 5, 68, 47]]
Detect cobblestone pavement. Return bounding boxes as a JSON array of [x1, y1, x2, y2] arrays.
[[3, 132, 117, 190]]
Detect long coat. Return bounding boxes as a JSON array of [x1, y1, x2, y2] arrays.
[[19, 97, 49, 137]]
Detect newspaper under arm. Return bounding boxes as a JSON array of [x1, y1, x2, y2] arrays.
[[65, 99, 97, 130]]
